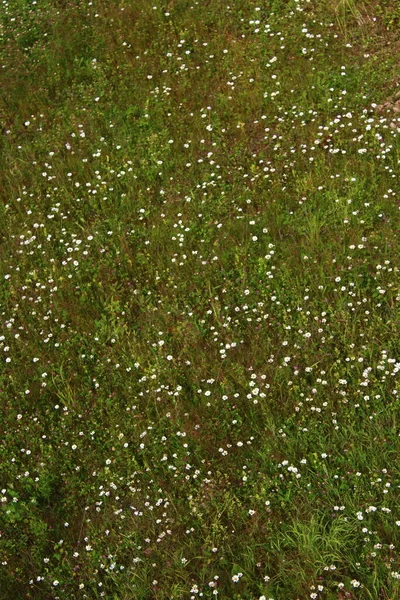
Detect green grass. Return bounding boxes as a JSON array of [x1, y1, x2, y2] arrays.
[[1, 0, 400, 598]]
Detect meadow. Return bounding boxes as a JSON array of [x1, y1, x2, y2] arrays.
[[0, 0, 400, 598]]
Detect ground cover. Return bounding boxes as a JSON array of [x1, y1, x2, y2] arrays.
[[0, 0, 400, 598]]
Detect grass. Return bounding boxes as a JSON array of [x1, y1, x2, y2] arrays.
[[0, 0, 400, 598]]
